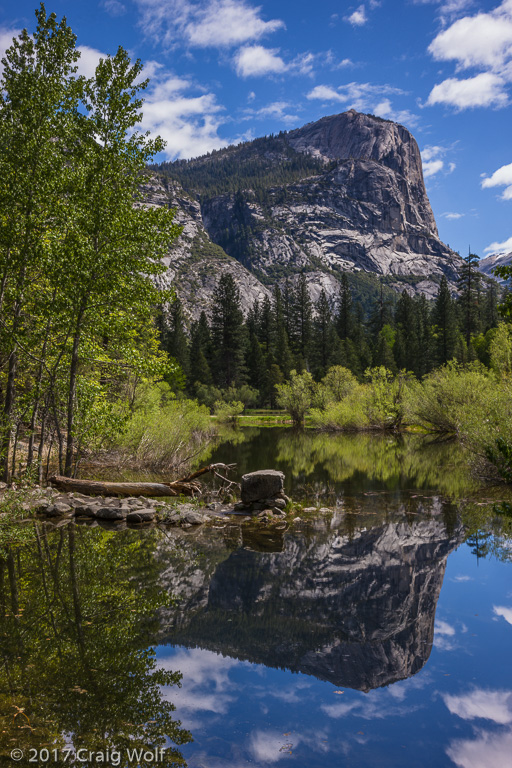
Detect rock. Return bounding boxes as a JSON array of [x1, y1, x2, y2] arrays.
[[50, 502, 73, 516], [302, 507, 317, 514], [292, 516, 302, 523], [126, 510, 156, 523], [319, 507, 332, 513], [159, 510, 180, 524], [266, 497, 286, 509], [182, 510, 205, 525], [95, 507, 126, 520], [0, 482, 7, 491], [241, 470, 285, 504], [74, 505, 98, 518], [233, 501, 249, 511]]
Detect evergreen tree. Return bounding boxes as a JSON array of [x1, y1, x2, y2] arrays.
[[483, 279, 500, 332], [336, 273, 354, 340], [162, 298, 189, 378], [432, 276, 458, 366], [271, 285, 293, 377], [312, 289, 334, 377], [457, 252, 482, 348], [292, 273, 313, 364], [210, 274, 246, 387], [189, 312, 213, 387]]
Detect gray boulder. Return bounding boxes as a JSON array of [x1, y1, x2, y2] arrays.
[[241, 470, 285, 504]]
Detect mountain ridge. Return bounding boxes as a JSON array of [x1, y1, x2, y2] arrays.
[[149, 110, 465, 317]]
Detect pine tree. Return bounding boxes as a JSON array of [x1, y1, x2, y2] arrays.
[[162, 298, 189, 378], [292, 273, 313, 365], [312, 289, 334, 377], [189, 312, 213, 387], [457, 252, 482, 348], [432, 276, 458, 365], [210, 273, 246, 387], [336, 273, 354, 340]]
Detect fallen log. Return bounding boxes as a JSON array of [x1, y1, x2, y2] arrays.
[[49, 463, 236, 498]]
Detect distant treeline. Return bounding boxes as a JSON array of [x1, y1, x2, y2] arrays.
[[150, 134, 335, 199], [161, 253, 503, 408]]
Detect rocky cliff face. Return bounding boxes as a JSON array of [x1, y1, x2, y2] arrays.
[[154, 110, 463, 307], [158, 511, 462, 692], [478, 251, 512, 282], [142, 174, 270, 320]]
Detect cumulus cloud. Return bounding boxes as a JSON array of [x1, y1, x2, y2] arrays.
[[346, 5, 368, 25], [482, 162, 512, 200], [234, 45, 286, 77], [0, 26, 20, 65], [426, 72, 508, 109], [426, 0, 512, 109], [76, 45, 107, 79], [446, 727, 512, 768], [307, 81, 417, 125], [494, 605, 512, 624], [443, 688, 512, 724], [244, 100, 299, 123], [485, 236, 512, 254], [135, 0, 284, 49], [421, 144, 457, 177]]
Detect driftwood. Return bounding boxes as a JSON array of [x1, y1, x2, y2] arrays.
[[49, 463, 236, 498]]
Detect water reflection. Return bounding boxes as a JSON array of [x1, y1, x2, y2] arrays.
[[0, 526, 190, 766], [159, 502, 463, 691], [206, 428, 477, 499]]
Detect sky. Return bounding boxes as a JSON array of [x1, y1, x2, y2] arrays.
[[1, 0, 512, 260]]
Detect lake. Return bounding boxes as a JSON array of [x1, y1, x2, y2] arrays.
[[2, 428, 512, 768]]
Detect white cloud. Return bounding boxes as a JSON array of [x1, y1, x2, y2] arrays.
[[135, 0, 284, 49], [101, 0, 126, 16], [307, 82, 417, 127], [346, 4, 368, 25], [442, 212, 464, 219], [446, 727, 512, 768], [429, 10, 512, 69], [421, 144, 458, 177], [234, 45, 286, 77], [426, 1, 512, 109], [76, 45, 106, 79], [244, 100, 299, 123], [482, 162, 512, 200], [443, 688, 512, 724], [427, 72, 508, 109], [494, 605, 512, 624], [423, 159, 444, 176], [0, 26, 20, 66], [484, 236, 512, 254]]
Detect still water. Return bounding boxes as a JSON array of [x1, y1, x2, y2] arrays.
[[2, 429, 512, 768]]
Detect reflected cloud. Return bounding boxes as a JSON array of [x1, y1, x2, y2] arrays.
[[494, 606, 512, 625], [158, 648, 242, 726], [443, 688, 512, 724], [446, 727, 512, 768]]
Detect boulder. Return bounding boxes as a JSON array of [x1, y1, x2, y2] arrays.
[[241, 470, 284, 504]]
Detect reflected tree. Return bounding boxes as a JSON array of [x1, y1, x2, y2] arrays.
[[0, 525, 191, 766]]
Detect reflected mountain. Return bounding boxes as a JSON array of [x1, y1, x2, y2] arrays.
[[159, 506, 463, 692]]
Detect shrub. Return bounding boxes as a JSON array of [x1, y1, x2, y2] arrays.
[[275, 370, 317, 426], [118, 382, 214, 470], [214, 400, 244, 423]]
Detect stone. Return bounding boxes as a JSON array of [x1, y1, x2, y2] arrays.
[[302, 507, 317, 514], [292, 517, 302, 523], [74, 505, 98, 518], [265, 497, 286, 509], [126, 510, 156, 523], [241, 470, 285, 504], [182, 510, 205, 525], [50, 502, 73, 516], [0, 482, 7, 491], [95, 507, 126, 520]]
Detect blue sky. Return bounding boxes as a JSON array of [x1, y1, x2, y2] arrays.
[[1, 0, 512, 259]]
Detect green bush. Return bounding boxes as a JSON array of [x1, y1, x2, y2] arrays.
[[118, 382, 214, 470], [214, 400, 244, 423], [275, 370, 317, 426]]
